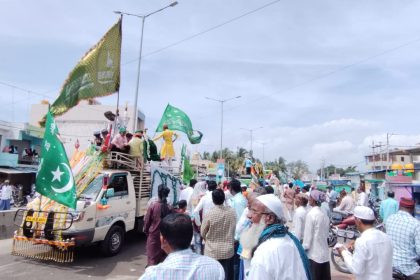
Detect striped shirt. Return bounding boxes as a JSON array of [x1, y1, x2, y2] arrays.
[[386, 211, 420, 276], [139, 249, 224, 280]]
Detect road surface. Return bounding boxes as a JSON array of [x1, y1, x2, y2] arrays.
[[0, 231, 353, 279]]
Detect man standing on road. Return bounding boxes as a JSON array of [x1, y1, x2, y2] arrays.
[[292, 194, 309, 242], [284, 182, 296, 222], [180, 179, 197, 214], [228, 179, 247, 280], [0, 180, 13, 210], [201, 189, 237, 279], [385, 197, 420, 279], [338, 206, 393, 280], [140, 213, 224, 280], [379, 191, 399, 223], [356, 181, 368, 207], [303, 190, 331, 280], [326, 187, 338, 211]]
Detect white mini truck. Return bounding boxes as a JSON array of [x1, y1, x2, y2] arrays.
[[12, 152, 181, 262]]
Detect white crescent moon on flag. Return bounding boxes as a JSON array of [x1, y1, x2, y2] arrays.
[[51, 163, 74, 194]]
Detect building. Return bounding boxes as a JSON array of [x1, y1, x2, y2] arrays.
[[0, 120, 43, 192], [365, 146, 420, 181], [30, 101, 145, 156]]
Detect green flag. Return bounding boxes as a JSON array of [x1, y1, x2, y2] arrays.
[[181, 144, 195, 185], [46, 18, 122, 122], [36, 111, 77, 209], [156, 104, 203, 144]]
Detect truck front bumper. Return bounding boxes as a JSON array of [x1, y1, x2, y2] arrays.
[[62, 229, 95, 246]]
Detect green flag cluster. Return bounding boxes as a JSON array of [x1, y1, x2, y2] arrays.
[[156, 104, 203, 144], [45, 18, 122, 122], [36, 112, 77, 209], [181, 144, 195, 185]]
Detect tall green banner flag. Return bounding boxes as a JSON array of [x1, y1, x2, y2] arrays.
[[181, 144, 195, 184], [156, 104, 203, 144], [36, 112, 77, 209], [47, 18, 122, 120]]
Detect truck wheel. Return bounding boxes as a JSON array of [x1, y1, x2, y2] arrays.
[[101, 225, 125, 256]]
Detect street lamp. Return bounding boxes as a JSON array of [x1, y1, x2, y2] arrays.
[[205, 96, 241, 159], [114, 1, 178, 132], [240, 126, 263, 157], [257, 141, 268, 168]]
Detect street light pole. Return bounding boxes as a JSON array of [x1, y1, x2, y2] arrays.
[[114, 1, 178, 132], [240, 126, 263, 157], [205, 96, 241, 159]]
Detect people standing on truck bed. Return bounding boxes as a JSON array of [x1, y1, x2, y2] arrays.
[[128, 130, 144, 168], [111, 127, 130, 153], [153, 124, 178, 166], [143, 185, 172, 266]]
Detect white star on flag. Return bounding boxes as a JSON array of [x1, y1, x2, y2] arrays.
[[51, 166, 64, 182], [44, 140, 51, 151]]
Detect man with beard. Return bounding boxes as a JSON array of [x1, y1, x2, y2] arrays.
[[243, 194, 311, 280], [236, 187, 267, 280]]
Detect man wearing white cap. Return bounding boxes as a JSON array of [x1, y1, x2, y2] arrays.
[[243, 194, 311, 280], [303, 189, 331, 280], [338, 206, 393, 280]]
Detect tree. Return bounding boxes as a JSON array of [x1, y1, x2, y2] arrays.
[[287, 160, 309, 179], [265, 156, 288, 179], [202, 151, 211, 160], [316, 165, 358, 178]]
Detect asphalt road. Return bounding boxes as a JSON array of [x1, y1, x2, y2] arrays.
[[0, 231, 353, 280], [0, 232, 148, 280]]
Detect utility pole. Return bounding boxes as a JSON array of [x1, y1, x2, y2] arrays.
[[114, 2, 178, 132], [205, 96, 241, 159], [371, 141, 376, 171], [320, 158, 325, 181]]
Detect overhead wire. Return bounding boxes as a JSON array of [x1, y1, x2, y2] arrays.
[[122, 0, 283, 65]]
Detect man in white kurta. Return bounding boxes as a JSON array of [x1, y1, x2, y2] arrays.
[[292, 194, 308, 241], [338, 206, 393, 280], [303, 190, 331, 280], [246, 194, 309, 280], [179, 179, 197, 214]]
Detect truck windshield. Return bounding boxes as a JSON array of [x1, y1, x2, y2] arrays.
[[79, 175, 104, 200]]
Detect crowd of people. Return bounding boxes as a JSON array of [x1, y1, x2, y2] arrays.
[[139, 178, 419, 280]]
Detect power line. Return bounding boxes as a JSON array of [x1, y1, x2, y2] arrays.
[[0, 80, 54, 99], [224, 36, 420, 113], [122, 0, 282, 65]]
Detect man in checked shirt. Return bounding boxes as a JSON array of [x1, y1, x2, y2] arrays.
[[201, 189, 237, 280], [386, 197, 420, 280]]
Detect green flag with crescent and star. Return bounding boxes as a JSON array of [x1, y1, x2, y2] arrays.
[[36, 111, 77, 209], [40, 18, 122, 126], [156, 104, 203, 144]]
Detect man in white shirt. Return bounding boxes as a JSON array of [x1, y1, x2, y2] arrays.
[[179, 179, 197, 214], [303, 190, 331, 280], [0, 180, 13, 210], [338, 206, 393, 280], [244, 194, 311, 280], [292, 194, 309, 241], [356, 181, 368, 207], [192, 181, 217, 226], [140, 213, 224, 280]]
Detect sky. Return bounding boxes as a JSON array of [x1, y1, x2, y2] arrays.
[[1, 0, 420, 172]]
